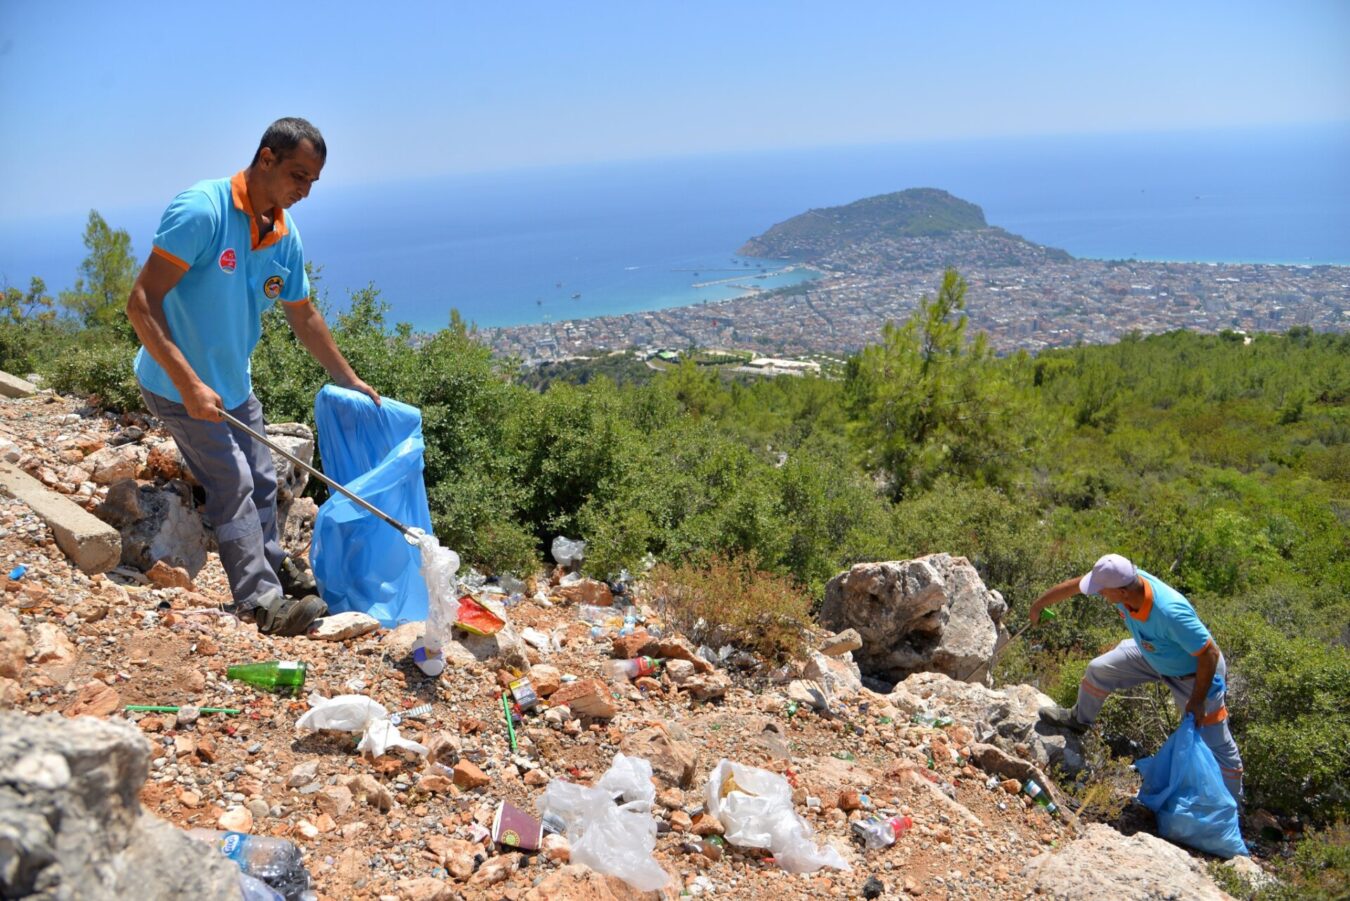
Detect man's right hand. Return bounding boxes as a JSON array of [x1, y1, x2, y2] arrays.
[[181, 381, 224, 422]]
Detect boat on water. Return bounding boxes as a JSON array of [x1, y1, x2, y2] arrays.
[[571, 293, 581, 299]]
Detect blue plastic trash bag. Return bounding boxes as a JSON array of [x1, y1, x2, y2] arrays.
[[309, 385, 433, 627], [1135, 714, 1248, 858]]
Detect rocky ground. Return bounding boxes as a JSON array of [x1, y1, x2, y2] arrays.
[[1, 391, 1262, 900]]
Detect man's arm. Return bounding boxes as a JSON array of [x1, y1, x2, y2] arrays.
[[126, 254, 223, 421], [1185, 641, 1220, 721], [1029, 577, 1081, 626], [282, 301, 381, 405]]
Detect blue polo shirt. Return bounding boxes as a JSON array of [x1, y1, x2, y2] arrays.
[[1116, 570, 1222, 692], [134, 171, 310, 410]]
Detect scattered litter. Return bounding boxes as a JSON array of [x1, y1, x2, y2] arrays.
[[520, 626, 552, 651], [538, 753, 669, 891], [705, 759, 849, 874], [550, 535, 586, 569], [188, 828, 313, 901], [7, 564, 26, 581], [387, 703, 432, 726], [493, 800, 543, 850], [227, 661, 307, 696], [456, 595, 505, 636], [295, 693, 428, 758], [411, 527, 462, 676], [125, 704, 240, 716]]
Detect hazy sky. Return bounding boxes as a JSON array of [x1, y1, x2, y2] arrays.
[[1, 1, 1347, 220]]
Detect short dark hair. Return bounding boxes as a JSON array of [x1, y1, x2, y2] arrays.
[[251, 117, 327, 166]]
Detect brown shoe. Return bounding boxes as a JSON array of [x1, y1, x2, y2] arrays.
[[254, 594, 328, 636]]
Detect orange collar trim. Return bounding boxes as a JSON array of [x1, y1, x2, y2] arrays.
[[1127, 579, 1154, 622], [230, 170, 288, 251]]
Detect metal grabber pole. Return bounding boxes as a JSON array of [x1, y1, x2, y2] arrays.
[[217, 408, 419, 543], [958, 607, 1056, 682]]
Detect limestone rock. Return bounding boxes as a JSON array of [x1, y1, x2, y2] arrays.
[[819, 628, 862, 656], [556, 578, 613, 606], [27, 623, 77, 667], [0, 711, 240, 900], [397, 876, 456, 900], [528, 663, 562, 698], [85, 446, 142, 486], [889, 671, 1085, 775], [549, 678, 617, 719], [1022, 823, 1233, 900], [0, 609, 27, 679], [621, 723, 699, 789], [63, 682, 121, 718], [265, 422, 314, 541], [95, 479, 211, 577], [820, 554, 1007, 684], [524, 864, 674, 901], [308, 611, 381, 641], [146, 560, 193, 590]]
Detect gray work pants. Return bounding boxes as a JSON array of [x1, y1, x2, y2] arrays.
[[140, 387, 285, 612], [1077, 638, 1244, 802]]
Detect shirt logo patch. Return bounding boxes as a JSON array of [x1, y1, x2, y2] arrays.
[[218, 249, 237, 274], [263, 275, 284, 299], [1142, 641, 1156, 653]]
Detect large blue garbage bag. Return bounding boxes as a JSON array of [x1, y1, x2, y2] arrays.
[[309, 385, 433, 627], [1135, 714, 1248, 858]]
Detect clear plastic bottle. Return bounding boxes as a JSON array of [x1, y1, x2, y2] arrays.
[[189, 829, 311, 900], [851, 814, 913, 850], [604, 656, 661, 681]]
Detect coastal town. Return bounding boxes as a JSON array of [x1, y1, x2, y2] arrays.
[[482, 242, 1349, 365]]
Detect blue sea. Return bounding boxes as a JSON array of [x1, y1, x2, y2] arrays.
[[3, 123, 1347, 332]]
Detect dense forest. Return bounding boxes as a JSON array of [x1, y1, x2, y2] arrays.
[[4, 214, 1348, 897]]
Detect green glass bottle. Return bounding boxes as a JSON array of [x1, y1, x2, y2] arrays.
[[1023, 779, 1059, 816], [226, 660, 307, 695]]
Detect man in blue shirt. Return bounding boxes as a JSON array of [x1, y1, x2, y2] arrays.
[[126, 118, 379, 636], [1030, 553, 1244, 802]]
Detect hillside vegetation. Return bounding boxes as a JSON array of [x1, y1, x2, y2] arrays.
[[738, 187, 1066, 261], [5, 217, 1348, 895]]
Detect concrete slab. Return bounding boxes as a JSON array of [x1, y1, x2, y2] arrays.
[[0, 370, 38, 398], [0, 461, 121, 574]]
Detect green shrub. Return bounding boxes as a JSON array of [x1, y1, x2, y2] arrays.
[[42, 336, 142, 412]]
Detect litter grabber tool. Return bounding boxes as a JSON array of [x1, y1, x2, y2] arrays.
[[958, 607, 1056, 682], [217, 407, 418, 544]]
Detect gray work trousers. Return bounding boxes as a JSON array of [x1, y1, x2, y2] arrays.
[[1077, 638, 1244, 802], [140, 387, 285, 612]]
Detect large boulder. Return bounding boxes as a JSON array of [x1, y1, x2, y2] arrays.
[[264, 422, 313, 541], [1022, 823, 1233, 900], [888, 671, 1084, 775], [0, 711, 240, 899], [95, 479, 211, 577], [819, 554, 1007, 685]]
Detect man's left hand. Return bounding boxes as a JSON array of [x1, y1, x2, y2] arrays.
[[339, 376, 381, 406]]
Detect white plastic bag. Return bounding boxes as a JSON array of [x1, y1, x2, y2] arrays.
[[705, 759, 849, 873], [550, 535, 586, 568], [409, 528, 461, 676], [537, 754, 668, 891], [295, 693, 428, 758], [596, 752, 656, 812]]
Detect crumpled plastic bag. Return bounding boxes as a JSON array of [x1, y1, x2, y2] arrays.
[[550, 535, 586, 568], [409, 528, 461, 676], [537, 753, 668, 891], [310, 386, 434, 627], [705, 759, 849, 873], [1135, 714, 1248, 859], [295, 693, 428, 758]]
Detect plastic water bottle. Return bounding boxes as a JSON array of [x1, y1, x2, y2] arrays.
[[189, 829, 311, 900], [851, 814, 913, 850], [604, 656, 661, 681], [1023, 779, 1060, 815], [226, 661, 307, 695]]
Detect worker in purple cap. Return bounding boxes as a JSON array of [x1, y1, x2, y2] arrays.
[[1030, 553, 1244, 802]]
